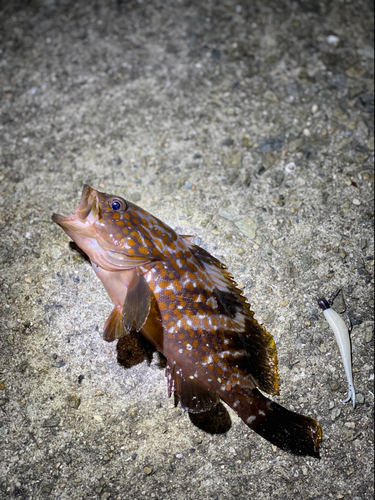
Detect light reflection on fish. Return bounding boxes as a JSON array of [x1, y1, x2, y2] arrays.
[[52, 185, 322, 457]]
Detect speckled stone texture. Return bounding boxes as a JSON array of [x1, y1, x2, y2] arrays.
[[0, 0, 373, 499]]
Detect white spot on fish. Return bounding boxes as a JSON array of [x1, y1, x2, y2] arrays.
[[186, 344, 192, 351], [259, 410, 265, 416], [246, 415, 256, 424], [207, 296, 218, 309]]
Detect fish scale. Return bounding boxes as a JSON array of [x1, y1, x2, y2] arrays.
[[52, 185, 322, 458]]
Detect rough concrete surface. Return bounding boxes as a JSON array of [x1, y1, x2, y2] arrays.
[[0, 0, 374, 499]]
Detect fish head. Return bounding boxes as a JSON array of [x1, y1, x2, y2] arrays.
[[52, 185, 164, 271]]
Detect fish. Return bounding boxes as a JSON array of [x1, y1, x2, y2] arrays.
[[52, 185, 322, 457]]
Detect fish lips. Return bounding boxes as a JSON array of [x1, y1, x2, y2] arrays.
[[52, 184, 99, 235]]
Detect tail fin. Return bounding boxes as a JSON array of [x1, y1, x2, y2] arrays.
[[225, 388, 322, 458]]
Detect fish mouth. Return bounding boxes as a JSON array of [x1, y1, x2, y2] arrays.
[[51, 184, 100, 233]]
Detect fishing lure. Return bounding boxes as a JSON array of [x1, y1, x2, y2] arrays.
[[317, 293, 356, 408], [52, 185, 322, 457]]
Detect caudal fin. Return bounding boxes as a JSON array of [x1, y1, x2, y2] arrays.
[[225, 388, 322, 458]]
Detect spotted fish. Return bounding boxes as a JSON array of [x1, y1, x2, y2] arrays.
[[52, 185, 322, 457]]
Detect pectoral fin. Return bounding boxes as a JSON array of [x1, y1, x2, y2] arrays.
[[122, 270, 151, 333]]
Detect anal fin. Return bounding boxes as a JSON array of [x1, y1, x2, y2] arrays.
[[103, 305, 127, 342], [166, 362, 219, 414]]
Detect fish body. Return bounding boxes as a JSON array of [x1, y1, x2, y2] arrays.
[[52, 185, 322, 457]]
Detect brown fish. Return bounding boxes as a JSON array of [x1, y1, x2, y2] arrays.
[[52, 185, 322, 457]]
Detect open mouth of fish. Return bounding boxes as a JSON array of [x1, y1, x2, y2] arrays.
[[52, 184, 100, 233]]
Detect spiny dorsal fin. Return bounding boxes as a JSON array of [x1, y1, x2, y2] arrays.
[[166, 361, 220, 414], [188, 243, 279, 396]]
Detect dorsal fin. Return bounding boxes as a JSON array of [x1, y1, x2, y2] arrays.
[[166, 361, 220, 414], [188, 243, 279, 396]]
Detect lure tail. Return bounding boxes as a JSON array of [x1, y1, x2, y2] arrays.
[[223, 387, 322, 458]]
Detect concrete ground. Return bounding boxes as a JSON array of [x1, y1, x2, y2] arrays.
[[0, 0, 373, 499]]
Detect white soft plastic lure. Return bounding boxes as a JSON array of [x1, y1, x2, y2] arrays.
[[317, 296, 356, 408]]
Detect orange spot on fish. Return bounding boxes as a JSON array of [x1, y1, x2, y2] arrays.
[[203, 317, 210, 330], [225, 384, 232, 392], [138, 246, 148, 255], [174, 309, 183, 320], [172, 279, 183, 292], [116, 220, 125, 226], [113, 212, 120, 220]]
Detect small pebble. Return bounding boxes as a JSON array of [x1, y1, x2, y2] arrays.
[[331, 408, 341, 420], [235, 218, 258, 240], [327, 34, 340, 45], [352, 198, 361, 206], [43, 416, 61, 427], [343, 429, 361, 442], [285, 162, 296, 173], [365, 327, 373, 343], [356, 394, 365, 404]]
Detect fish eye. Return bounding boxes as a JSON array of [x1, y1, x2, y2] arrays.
[[110, 198, 125, 211]]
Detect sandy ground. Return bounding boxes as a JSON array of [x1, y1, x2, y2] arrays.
[[0, 0, 374, 499]]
